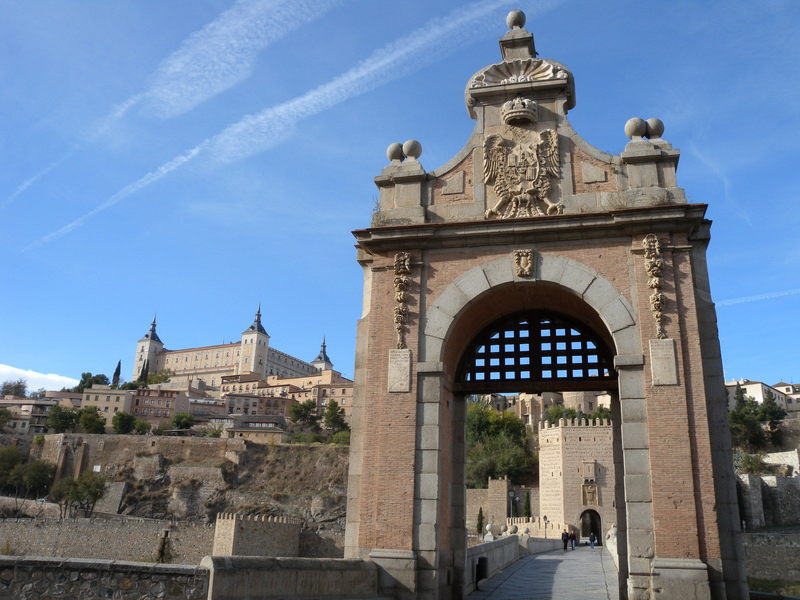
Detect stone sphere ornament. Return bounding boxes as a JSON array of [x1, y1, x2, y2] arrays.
[[386, 142, 404, 162], [645, 118, 664, 139], [485, 524, 493, 533], [506, 10, 526, 29], [402, 139, 422, 160], [509, 525, 518, 534], [624, 117, 647, 139]]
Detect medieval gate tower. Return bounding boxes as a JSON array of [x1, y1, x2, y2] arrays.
[[345, 10, 747, 600]]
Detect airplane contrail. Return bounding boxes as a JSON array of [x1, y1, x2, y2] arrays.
[[28, 0, 559, 250], [716, 288, 800, 307], [5, 0, 344, 207]]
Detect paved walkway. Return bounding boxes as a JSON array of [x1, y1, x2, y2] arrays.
[[467, 545, 619, 600]]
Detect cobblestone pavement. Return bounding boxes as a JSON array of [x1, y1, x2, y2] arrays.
[[466, 545, 619, 599]]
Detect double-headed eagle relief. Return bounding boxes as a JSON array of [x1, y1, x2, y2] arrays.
[[483, 129, 562, 219]]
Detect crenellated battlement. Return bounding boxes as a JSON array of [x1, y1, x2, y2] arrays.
[[215, 512, 302, 525], [538, 417, 611, 431]]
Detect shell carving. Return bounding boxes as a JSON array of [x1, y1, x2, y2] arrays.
[[471, 59, 566, 88]]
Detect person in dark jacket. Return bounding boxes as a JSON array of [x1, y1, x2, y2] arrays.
[[569, 530, 576, 550], [589, 531, 597, 549], [561, 529, 569, 551]]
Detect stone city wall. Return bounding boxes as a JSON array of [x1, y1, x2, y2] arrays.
[[743, 533, 800, 582], [212, 513, 302, 557], [299, 530, 345, 558], [740, 474, 800, 528], [0, 555, 208, 600], [465, 477, 510, 536], [37, 433, 247, 481], [201, 556, 378, 600], [0, 518, 214, 564]]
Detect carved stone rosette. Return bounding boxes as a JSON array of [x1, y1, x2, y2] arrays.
[[642, 234, 666, 339], [513, 249, 534, 277], [393, 252, 412, 349]]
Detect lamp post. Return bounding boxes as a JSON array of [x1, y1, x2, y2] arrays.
[[508, 490, 515, 518], [543, 515, 548, 539]]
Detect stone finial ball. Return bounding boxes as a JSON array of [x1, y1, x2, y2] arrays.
[[402, 139, 422, 159], [509, 525, 518, 534], [523, 527, 530, 535], [506, 10, 526, 29], [624, 117, 647, 139], [645, 118, 665, 139], [486, 524, 493, 532], [386, 142, 404, 161], [500, 524, 508, 533]]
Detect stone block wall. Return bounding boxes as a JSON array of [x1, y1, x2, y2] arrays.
[[212, 513, 302, 557], [760, 476, 800, 526], [0, 518, 214, 564], [465, 477, 509, 536], [464, 535, 519, 595], [743, 533, 800, 582], [0, 556, 208, 600]]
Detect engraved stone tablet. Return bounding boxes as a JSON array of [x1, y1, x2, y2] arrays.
[[388, 348, 412, 392], [649, 338, 677, 385], [581, 161, 607, 184], [442, 171, 465, 195]]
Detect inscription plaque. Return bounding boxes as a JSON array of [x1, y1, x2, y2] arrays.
[[388, 348, 412, 392], [649, 338, 678, 385]]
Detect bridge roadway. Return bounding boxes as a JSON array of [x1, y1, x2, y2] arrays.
[[467, 545, 619, 600]]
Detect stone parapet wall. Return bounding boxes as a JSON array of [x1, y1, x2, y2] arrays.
[[201, 556, 377, 600], [0, 556, 208, 599], [464, 535, 519, 595], [0, 518, 214, 564], [743, 533, 800, 582], [506, 516, 569, 538], [212, 513, 302, 557]]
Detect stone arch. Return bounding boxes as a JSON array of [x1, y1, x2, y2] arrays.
[[413, 253, 649, 598], [422, 254, 642, 367]]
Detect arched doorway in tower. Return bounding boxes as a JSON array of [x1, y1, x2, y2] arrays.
[[580, 509, 602, 545], [439, 281, 627, 598]]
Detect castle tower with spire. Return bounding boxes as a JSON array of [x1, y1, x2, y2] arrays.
[[311, 337, 333, 372], [133, 316, 163, 381], [238, 304, 270, 378]]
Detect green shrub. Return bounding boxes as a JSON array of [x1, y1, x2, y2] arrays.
[[330, 430, 350, 445], [33, 435, 45, 446]]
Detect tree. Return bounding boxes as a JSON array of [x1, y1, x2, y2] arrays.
[[171, 413, 194, 430], [46, 405, 79, 433], [70, 372, 110, 393], [524, 489, 532, 518], [758, 390, 787, 446], [28, 388, 46, 399], [111, 411, 135, 434], [138, 360, 150, 385], [147, 369, 174, 385], [476, 506, 485, 535], [288, 399, 320, 431], [0, 408, 12, 431], [20, 460, 55, 498], [111, 361, 121, 388], [330, 430, 350, 445], [0, 447, 23, 491], [733, 384, 747, 412], [69, 471, 106, 517], [50, 477, 75, 518], [544, 405, 578, 424], [729, 396, 766, 452], [323, 400, 349, 433], [78, 407, 106, 434], [466, 403, 535, 488], [588, 406, 612, 421], [133, 419, 152, 435], [1, 379, 27, 397]]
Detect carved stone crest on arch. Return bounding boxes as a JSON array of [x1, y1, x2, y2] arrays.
[[513, 249, 534, 277]]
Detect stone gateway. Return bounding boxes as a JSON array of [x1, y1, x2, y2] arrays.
[[345, 10, 747, 600]]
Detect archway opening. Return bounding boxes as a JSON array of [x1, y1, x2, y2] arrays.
[[439, 281, 625, 597], [580, 509, 603, 545]]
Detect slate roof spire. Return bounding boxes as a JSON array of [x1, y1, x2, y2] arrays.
[[243, 303, 268, 335], [143, 314, 162, 343]]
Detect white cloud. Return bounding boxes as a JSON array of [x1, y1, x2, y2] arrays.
[[717, 288, 800, 307], [0, 364, 78, 392]]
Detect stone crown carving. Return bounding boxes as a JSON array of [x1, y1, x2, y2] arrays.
[[470, 58, 566, 89], [501, 97, 537, 125]]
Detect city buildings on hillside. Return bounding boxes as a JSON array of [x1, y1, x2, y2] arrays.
[[773, 382, 800, 413], [0, 396, 56, 434], [132, 306, 320, 387], [725, 379, 794, 412], [80, 386, 133, 429], [130, 387, 190, 429]]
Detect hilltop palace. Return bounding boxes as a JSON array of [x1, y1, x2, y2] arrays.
[[132, 306, 326, 387]]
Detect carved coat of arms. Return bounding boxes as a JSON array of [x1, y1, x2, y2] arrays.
[[483, 129, 562, 219]]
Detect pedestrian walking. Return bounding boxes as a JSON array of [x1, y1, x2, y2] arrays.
[[561, 529, 569, 552], [589, 531, 597, 549], [569, 530, 576, 550]]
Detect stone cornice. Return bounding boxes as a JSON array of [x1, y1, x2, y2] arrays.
[[353, 204, 709, 253]]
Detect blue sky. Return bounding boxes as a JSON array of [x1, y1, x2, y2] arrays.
[[1, 0, 798, 390]]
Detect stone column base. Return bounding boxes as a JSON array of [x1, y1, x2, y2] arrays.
[[369, 549, 417, 600], [651, 557, 711, 600]]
